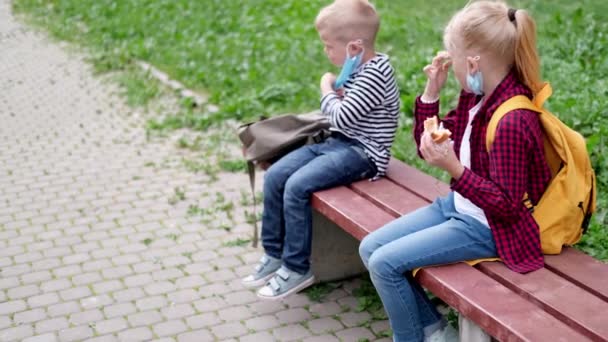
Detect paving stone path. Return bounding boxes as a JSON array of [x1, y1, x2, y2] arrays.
[[0, 1, 392, 341]]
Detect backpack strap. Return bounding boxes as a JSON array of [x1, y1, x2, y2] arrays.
[[247, 161, 259, 247], [485, 95, 538, 152]]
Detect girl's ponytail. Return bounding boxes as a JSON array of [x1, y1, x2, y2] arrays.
[[513, 9, 543, 94]]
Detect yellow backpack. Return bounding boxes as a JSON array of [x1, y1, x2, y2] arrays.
[[486, 83, 597, 254]]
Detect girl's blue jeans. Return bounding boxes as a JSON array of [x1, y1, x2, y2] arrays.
[[359, 192, 498, 342]]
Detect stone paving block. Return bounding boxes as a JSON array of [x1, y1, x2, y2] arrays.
[[339, 311, 372, 328], [302, 336, 341, 342], [47, 301, 81, 317], [0, 277, 19, 290], [210, 322, 248, 339], [58, 325, 94, 342], [136, 295, 167, 311], [218, 305, 254, 322], [82, 259, 113, 272], [152, 268, 184, 281], [161, 303, 195, 320], [73, 272, 103, 286], [0, 316, 11, 330], [81, 294, 114, 310], [185, 313, 222, 329], [22, 332, 58, 342], [69, 309, 104, 326], [113, 287, 145, 302], [335, 327, 376, 342], [14, 308, 48, 324], [371, 320, 391, 336], [35, 317, 69, 334], [223, 290, 257, 306], [144, 281, 176, 295], [273, 324, 312, 341], [193, 295, 228, 313], [309, 302, 343, 317], [244, 314, 280, 330], [60, 286, 92, 301], [21, 270, 52, 284], [176, 329, 214, 342], [124, 274, 153, 288], [93, 280, 124, 294], [117, 327, 154, 341], [128, 310, 164, 327], [94, 317, 128, 335], [41, 278, 72, 293], [103, 302, 137, 318], [0, 325, 34, 342], [0, 300, 27, 315], [198, 283, 232, 297], [1, 264, 31, 277], [27, 292, 60, 308], [153, 319, 188, 337], [83, 334, 119, 342], [276, 308, 312, 325], [101, 265, 133, 279], [54, 264, 83, 278], [307, 317, 345, 334]]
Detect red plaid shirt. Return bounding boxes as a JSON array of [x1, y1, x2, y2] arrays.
[[414, 70, 551, 273]]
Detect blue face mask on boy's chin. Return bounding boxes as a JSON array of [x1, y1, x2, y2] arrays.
[[334, 49, 364, 90]]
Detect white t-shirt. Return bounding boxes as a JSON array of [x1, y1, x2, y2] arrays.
[[454, 100, 490, 228]]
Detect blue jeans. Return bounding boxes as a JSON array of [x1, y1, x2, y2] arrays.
[[359, 193, 498, 342], [262, 133, 376, 274]]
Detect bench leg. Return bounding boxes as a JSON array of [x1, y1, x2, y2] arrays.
[[310, 210, 367, 282], [459, 315, 492, 342]]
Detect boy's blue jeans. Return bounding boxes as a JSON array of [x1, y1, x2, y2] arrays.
[[359, 193, 498, 342], [262, 132, 376, 275]]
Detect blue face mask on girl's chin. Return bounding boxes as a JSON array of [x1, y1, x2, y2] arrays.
[[466, 70, 484, 96], [334, 50, 364, 90]]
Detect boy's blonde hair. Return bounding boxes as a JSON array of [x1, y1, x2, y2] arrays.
[[444, 1, 542, 94], [315, 0, 380, 47]]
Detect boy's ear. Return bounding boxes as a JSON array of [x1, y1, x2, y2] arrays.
[[467, 56, 481, 74], [347, 39, 364, 55]]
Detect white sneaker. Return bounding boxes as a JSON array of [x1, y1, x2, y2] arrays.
[[241, 254, 281, 288], [425, 325, 459, 342]]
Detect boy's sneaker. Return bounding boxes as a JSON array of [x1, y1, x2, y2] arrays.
[[425, 324, 459, 342], [241, 254, 281, 288], [257, 266, 315, 301]]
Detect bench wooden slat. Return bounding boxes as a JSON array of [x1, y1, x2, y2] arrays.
[[312, 187, 395, 240], [416, 265, 590, 342], [478, 261, 608, 341], [385, 158, 450, 202], [349, 178, 429, 217], [544, 248, 608, 302]]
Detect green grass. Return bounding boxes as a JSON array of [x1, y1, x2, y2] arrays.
[[13, 0, 608, 259]]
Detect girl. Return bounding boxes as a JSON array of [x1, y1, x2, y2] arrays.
[[358, 1, 551, 341]]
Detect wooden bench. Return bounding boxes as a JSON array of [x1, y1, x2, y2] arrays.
[[310, 158, 608, 342]]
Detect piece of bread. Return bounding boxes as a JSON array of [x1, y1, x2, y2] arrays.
[[423, 116, 438, 134], [431, 130, 452, 143], [423, 116, 452, 144]]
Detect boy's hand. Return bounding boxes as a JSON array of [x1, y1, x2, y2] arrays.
[[422, 51, 452, 102], [419, 132, 464, 180], [320, 72, 337, 96]]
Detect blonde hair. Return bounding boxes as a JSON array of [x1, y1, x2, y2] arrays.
[[444, 1, 542, 93], [315, 0, 380, 47]]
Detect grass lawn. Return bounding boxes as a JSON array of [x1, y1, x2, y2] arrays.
[[13, 0, 608, 260]]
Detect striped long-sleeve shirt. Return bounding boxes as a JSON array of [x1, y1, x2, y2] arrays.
[[320, 53, 400, 178]]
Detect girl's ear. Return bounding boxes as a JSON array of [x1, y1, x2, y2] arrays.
[[466, 56, 481, 74]]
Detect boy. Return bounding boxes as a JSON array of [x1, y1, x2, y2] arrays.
[[242, 0, 400, 300]]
